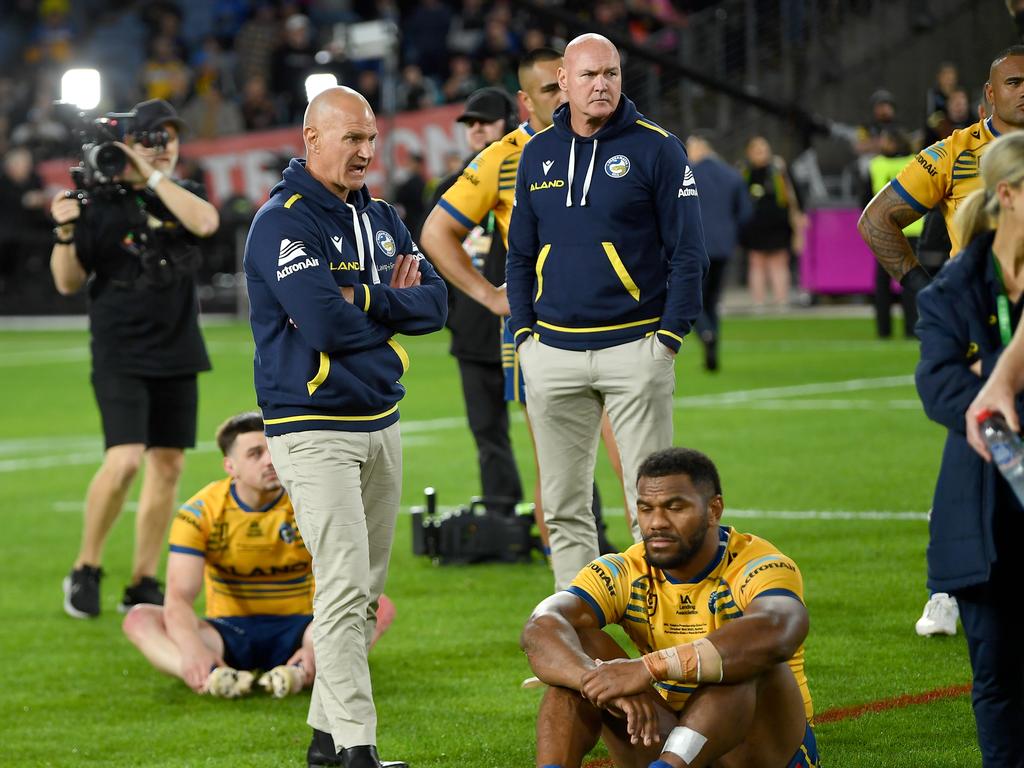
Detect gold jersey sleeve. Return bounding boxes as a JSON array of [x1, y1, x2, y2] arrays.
[[567, 527, 813, 720], [891, 117, 998, 256], [168, 478, 313, 618], [437, 125, 531, 247]]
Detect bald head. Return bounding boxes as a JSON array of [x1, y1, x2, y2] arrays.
[[303, 86, 377, 200], [558, 34, 622, 136], [986, 49, 1024, 133]]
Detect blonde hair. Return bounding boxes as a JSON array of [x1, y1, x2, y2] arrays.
[[954, 132, 1024, 247]]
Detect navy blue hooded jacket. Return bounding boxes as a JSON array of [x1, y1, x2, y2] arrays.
[[244, 159, 447, 436], [915, 230, 1024, 593], [506, 96, 708, 352]]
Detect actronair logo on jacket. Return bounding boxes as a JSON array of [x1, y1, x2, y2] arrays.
[[678, 166, 698, 198], [277, 238, 319, 281]]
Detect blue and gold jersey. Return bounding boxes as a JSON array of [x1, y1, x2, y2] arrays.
[[168, 478, 313, 618], [567, 526, 812, 720], [438, 123, 536, 247], [891, 116, 1000, 256]]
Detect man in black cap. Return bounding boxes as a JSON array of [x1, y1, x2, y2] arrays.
[[51, 98, 219, 620], [421, 85, 523, 514]]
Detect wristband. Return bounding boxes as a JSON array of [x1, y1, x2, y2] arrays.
[[899, 265, 931, 293], [52, 226, 75, 245], [146, 170, 165, 190]]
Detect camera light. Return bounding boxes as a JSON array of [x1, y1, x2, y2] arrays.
[[61, 69, 102, 111], [304, 73, 338, 102]]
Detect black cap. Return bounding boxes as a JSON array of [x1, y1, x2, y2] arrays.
[[131, 98, 188, 135], [456, 87, 516, 124], [870, 89, 896, 107]]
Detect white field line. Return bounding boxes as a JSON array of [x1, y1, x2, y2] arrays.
[[4, 375, 918, 474]]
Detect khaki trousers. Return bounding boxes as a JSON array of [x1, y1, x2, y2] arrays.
[[519, 335, 676, 589], [268, 423, 401, 750]]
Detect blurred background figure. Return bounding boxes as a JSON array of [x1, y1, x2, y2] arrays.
[[0, 145, 49, 294], [685, 130, 751, 370], [740, 135, 806, 309]]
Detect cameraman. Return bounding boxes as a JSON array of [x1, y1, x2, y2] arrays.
[[51, 99, 219, 620]]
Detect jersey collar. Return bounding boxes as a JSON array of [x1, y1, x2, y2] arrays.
[[520, 121, 537, 137], [662, 526, 731, 584], [230, 482, 285, 513], [986, 116, 1001, 137]]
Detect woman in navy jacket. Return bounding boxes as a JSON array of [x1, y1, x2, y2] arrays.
[[915, 131, 1024, 768]]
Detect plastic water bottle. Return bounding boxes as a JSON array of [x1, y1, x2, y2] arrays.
[[976, 409, 1024, 505]]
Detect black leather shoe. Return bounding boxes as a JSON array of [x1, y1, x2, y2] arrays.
[[307, 729, 343, 767], [341, 745, 409, 768]]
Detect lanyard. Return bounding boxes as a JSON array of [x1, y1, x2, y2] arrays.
[[991, 250, 1014, 346]]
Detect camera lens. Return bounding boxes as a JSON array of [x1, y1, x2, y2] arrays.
[[85, 142, 126, 181]]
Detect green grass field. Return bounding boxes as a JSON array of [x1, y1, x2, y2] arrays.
[[0, 315, 979, 767]]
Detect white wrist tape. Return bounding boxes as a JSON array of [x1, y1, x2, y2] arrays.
[[147, 170, 165, 190], [663, 726, 708, 765]]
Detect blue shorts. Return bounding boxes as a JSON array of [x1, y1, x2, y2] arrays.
[[786, 722, 820, 768], [502, 318, 526, 404], [206, 614, 313, 670]]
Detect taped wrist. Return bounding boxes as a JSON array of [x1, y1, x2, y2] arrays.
[[640, 638, 723, 683]]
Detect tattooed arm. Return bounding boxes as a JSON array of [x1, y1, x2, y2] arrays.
[[858, 184, 926, 282]]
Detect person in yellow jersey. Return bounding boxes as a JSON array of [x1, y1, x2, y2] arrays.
[[521, 448, 817, 768], [859, 46, 1024, 291], [121, 412, 395, 700], [420, 47, 622, 558]]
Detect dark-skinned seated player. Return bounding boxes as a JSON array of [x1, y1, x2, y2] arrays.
[[520, 447, 818, 768]]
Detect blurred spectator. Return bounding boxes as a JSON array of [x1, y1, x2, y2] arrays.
[[9, 92, 69, 160], [404, 0, 453, 79], [392, 153, 428, 242], [191, 36, 238, 100], [739, 135, 806, 309], [522, 28, 548, 53], [181, 81, 244, 139], [0, 146, 50, 292], [142, 2, 187, 60], [396, 65, 441, 112], [478, 57, 518, 94], [23, 0, 75, 68], [269, 14, 319, 123], [924, 87, 971, 145], [236, 2, 279, 86], [141, 35, 191, 105], [448, 0, 488, 56], [925, 61, 958, 119], [442, 56, 480, 103], [855, 89, 901, 155], [240, 75, 279, 131], [477, 17, 520, 62], [356, 70, 382, 112]]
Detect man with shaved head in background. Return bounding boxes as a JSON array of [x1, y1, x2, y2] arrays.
[[244, 86, 446, 768], [506, 34, 708, 590]]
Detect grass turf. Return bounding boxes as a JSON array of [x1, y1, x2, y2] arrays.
[[0, 315, 978, 767]]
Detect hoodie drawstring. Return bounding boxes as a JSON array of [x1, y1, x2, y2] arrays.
[[361, 212, 381, 284], [347, 204, 381, 285], [565, 137, 599, 208], [348, 204, 365, 270]]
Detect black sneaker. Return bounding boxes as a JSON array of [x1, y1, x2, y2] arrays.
[[118, 576, 165, 613], [63, 565, 102, 619]]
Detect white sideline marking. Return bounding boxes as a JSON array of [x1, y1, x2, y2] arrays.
[[724, 508, 928, 521], [675, 375, 914, 406]]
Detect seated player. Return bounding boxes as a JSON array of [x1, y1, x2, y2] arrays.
[[122, 412, 395, 698], [520, 447, 818, 768]]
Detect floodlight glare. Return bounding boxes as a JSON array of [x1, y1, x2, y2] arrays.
[[305, 73, 338, 102], [61, 69, 101, 111]]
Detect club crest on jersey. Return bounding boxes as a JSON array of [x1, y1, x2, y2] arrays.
[[375, 230, 397, 258], [605, 155, 630, 178]]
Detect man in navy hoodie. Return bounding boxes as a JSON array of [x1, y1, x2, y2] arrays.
[[244, 86, 446, 768], [506, 34, 708, 590]]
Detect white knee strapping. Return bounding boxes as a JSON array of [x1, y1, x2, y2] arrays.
[[663, 726, 708, 765]]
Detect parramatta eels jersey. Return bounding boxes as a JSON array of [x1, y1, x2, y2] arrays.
[[891, 116, 1003, 257], [567, 526, 813, 720], [168, 478, 313, 618], [437, 122, 537, 247]]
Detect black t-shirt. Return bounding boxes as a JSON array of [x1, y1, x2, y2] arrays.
[[73, 181, 211, 378], [431, 165, 506, 365]]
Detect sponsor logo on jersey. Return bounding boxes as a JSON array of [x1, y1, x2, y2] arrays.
[[376, 230, 397, 258], [278, 238, 307, 266], [739, 557, 796, 591], [331, 235, 343, 253], [676, 593, 699, 616], [530, 179, 565, 191], [915, 154, 939, 177], [277, 257, 320, 280], [605, 155, 630, 178], [330, 260, 360, 271], [588, 561, 616, 596], [678, 165, 699, 197], [542, 160, 554, 175], [213, 562, 309, 577]]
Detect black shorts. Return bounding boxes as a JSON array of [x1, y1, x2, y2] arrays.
[[90, 370, 198, 450]]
